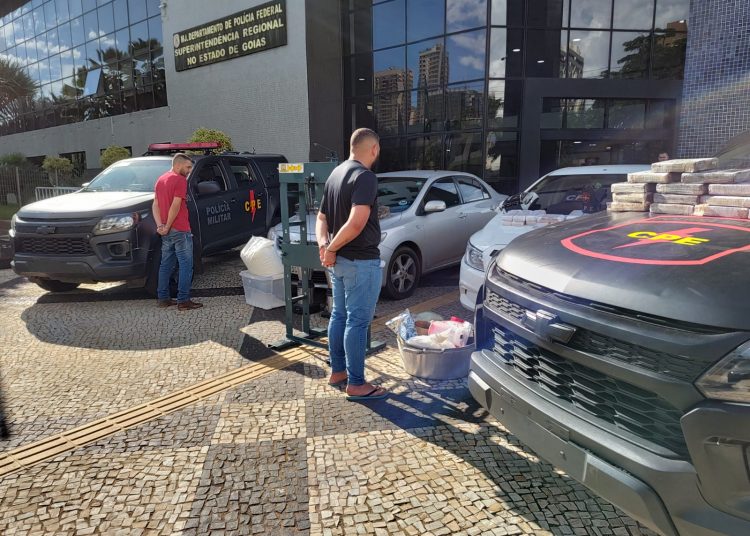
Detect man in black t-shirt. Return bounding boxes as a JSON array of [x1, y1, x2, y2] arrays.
[[316, 128, 387, 401]]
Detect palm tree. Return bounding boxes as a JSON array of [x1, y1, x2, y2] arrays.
[[0, 58, 37, 123]]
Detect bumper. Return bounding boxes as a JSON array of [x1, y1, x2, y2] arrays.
[[12, 229, 152, 283], [470, 349, 750, 536], [12, 256, 148, 283], [459, 257, 483, 310]]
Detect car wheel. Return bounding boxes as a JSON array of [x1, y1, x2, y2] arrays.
[[34, 279, 80, 292], [384, 246, 421, 300]]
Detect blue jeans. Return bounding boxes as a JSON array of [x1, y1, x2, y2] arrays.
[[157, 231, 193, 302], [328, 257, 382, 386]]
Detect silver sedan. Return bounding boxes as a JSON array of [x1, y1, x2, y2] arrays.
[[271, 170, 506, 300]]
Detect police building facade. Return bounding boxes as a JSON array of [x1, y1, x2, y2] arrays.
[[1, 0, 749, 193]]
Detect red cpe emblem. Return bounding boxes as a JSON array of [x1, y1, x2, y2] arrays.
[[561, 216, 750, 266]]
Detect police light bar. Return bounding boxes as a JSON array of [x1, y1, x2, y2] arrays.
[[147, 142, 220, 152]]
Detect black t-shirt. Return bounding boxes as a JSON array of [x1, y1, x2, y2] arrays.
[[319, 159, 381, 260]]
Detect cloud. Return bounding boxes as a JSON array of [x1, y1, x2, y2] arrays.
[[448, 31, 485, 51], [447, 0, 486, 28], [460, 55, 484, 70]]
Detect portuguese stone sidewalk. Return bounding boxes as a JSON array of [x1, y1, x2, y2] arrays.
[[0, 253, 655, 535]]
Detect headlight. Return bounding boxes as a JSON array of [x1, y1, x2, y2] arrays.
[[465, 242, 485, 272], [380, 232, 387, 243], [9, 213, 17, 238], [697, 342, 750, 403], [93, 212, 138, 235]]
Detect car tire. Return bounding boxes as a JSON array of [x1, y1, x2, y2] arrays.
[[35, 279, 80, 292], [384, 246, 421, 300]]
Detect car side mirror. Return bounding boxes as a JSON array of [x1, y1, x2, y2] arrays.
[[424, 200, 447, 213]]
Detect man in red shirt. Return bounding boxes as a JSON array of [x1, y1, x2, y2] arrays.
[[152, 153, 203, 310]]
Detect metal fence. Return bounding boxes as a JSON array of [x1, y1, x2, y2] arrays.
[[0, 166, 82, 207], [34, 186, 81, 201]]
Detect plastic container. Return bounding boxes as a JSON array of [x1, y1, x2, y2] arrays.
[[240, 270, 285, 309], [396, 335, 475, 380]]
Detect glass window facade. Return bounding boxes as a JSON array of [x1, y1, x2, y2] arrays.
[[347, 0, 689, 193], [0, 0, 166, 136]]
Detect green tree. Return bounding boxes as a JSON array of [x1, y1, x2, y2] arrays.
[[42, 156, 75, 186], [189, 127, 234, 154], [0, 58, 37, 123], [100, 145, 132, 168], [0, 153, 31, 167], [610, 31, 687, 80]]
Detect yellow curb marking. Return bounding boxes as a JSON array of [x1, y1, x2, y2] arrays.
[[0, 290, 460, 478]]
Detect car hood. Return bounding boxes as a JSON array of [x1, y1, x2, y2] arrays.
[[495, 211, 750, 330], [18, 191, 154, 219], [273, 212, 403, 242], [469, 213, 534, 249]]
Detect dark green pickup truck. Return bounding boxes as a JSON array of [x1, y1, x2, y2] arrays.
[[471, 210, 750, 536], [10, 150, 286, 293]]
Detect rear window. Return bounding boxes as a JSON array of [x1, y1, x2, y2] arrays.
[[254, 160, 284, 187], [528, 173, 627, 214], [83, 159, 172, 192]]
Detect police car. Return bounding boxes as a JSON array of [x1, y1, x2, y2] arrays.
[[470, 210, 750, 536], [10, 143, 287, 294]]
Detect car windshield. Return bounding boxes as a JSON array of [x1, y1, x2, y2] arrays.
[[522, 173, 627, 214], [83, 159, 172, 192], [377, 177, 426, 213]]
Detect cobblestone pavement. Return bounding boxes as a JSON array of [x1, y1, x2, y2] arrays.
[[0, 252, 656, 535]]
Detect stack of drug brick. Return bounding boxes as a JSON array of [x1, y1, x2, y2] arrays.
[[609, 158, 750, 218]]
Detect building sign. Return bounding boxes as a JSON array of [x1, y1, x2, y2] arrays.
[[173, 0, 287, 72]]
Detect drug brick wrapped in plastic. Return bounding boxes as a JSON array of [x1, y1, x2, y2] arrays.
[[613, 193, 653, 204], [608, 201, 650, 212], [653, 193, 701, 204], [693, 205, 749, 218], [656, 183, 707, 195], [627, 172, 681, 184], [651, 158, 718, 173], [708, 183, 750, 196], [649, 203, 694, 215], [698, 196, 750, 208], [611, 182, 656, 194], [682, 169, 750, 184]]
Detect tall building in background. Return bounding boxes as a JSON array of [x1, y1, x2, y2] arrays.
[[3, 1, 745, 195], [417, 43, 449, 89], [415, 43, 448, 129], [374, 67, 412, 134]]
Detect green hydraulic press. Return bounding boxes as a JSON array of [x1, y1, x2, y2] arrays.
[[270, 162, 385, 354]]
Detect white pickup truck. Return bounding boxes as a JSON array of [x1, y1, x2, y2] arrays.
[[459, 165, 650, 310]]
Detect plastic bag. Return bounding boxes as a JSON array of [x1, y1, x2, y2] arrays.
[[240, 236, 284, 276], [406, 333, 455, 350], [428, 320, 473, 348], [385, 309, 416, 340]]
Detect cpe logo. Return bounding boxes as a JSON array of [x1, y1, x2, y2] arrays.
[[244, 190, 262, 222], [561, 216, 750, 266]]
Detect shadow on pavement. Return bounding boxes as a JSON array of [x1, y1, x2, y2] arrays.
[[19, 294, 291, 354], [354, 386, 620, 535]]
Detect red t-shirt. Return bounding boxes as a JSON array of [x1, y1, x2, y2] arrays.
[[154, 171, 190, 232]]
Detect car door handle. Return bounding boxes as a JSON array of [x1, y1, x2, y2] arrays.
[[458, 213, 467, 219]]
